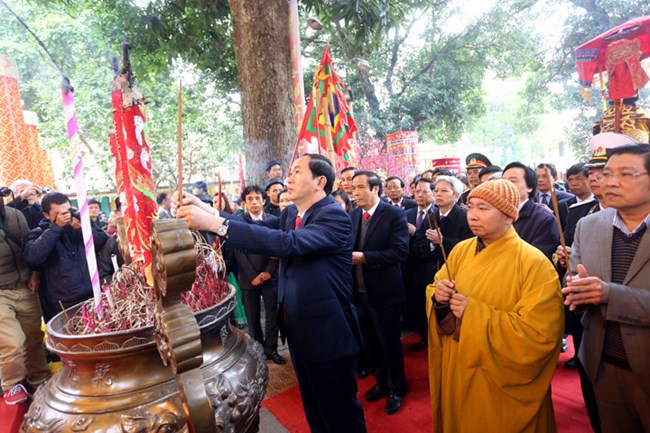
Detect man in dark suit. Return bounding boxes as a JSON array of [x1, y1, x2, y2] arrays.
[[402, 177, 435, 351], [384, 176, 417, 210], [503, 162, 560, 261], [350, 171, 409, 415], [176, 154, 367, 433], [231, 185, 284, 364], [535, 163, 574, 206], [564, 144, 650, 433], [557, 163, 596, 243], [340, 166, 358, 210]]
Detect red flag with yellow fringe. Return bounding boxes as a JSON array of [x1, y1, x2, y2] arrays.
[[296, 46, 358, 167]]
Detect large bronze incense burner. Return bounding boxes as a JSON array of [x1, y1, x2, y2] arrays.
[[21, 219, 268, 433]]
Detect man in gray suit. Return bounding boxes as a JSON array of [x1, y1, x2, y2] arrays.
[[564, 143, 650, 433]]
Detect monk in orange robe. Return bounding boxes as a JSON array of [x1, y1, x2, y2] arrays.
[[426, 179, 564, 433]]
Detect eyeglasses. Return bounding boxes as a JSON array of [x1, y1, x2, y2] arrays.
[[589, 171, 603, 181], [601, 172, 649, 184]]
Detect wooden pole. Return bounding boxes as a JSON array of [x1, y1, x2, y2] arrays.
[[544, 164, 572, 276], [177, 80, 183, 202]]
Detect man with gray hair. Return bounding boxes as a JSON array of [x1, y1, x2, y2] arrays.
[[6, 179, 43, 229], [411, 175, 472, 351]]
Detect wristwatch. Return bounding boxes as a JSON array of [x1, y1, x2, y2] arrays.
[[216, 220, 229, 238]]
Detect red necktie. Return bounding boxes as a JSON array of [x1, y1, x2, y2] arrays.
[[295, 215, 302, 229], [363, 211, 370, 221]]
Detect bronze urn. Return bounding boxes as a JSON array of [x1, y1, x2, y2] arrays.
[[21, 287, 268, 433]]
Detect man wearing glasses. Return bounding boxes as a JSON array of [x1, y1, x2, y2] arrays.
[[563, 143, 650, 433]]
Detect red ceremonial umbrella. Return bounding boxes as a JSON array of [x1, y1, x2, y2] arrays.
[[575, 15, 650, 89]]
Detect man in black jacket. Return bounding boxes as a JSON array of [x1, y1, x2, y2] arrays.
[[23, 192, 108, 317], [384, 176, 417, 210], [402, 178, 435, 351], [503, 162, 560, 261], [351, 171, 409, 415], [6, 180, 43, 229]]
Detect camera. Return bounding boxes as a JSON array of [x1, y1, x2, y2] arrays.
[[67, 207, 81, 220], [0, 187, 12, 198]]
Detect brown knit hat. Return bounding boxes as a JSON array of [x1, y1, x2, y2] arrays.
[[467, 179, 520, 221]]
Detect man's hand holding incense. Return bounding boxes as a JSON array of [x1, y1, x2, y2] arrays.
[[172, 191, 212, 214], [425, 228, 442, 246], [434, 279, 455, 304], [555, 245, 572, 268], [174, 191, 226, 233], [450, 293, 467, 319]]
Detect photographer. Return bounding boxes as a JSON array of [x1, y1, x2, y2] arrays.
[[2, 180, 44, 229], [23, 192, 108, 317]]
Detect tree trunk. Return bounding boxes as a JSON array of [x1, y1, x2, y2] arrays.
[[228, 0, 297, 186]]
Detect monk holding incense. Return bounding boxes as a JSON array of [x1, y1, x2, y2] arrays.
[[426, 179, 564, 433]]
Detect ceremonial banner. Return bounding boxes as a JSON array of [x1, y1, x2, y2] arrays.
[[296, 46, 358, 167], [0, 55, 27, 186], [111, 70, 156, 283], [432, 157, 461, 173], [386, 131, 419, 176]]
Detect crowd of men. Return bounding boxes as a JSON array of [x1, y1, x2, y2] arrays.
[[1, 137, 648, 433]]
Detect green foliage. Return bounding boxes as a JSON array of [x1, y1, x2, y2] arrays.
[[0, 0, 243, 192], [5, 0, 649, 190], [306, 1, 539, 143], [306, 0, 425, 56], [523, 0, 650, 158]]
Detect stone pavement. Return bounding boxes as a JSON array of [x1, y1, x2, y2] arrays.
[[259, 407, 290, 433]]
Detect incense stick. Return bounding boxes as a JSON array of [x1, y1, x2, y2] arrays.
[[426, 209, 453, 281], [544, 164, 572, 276], [58, 300, 70, 320]]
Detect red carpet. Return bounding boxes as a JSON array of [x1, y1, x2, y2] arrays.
[[0, 398, 27, 433], [263, 335, 592, 433]]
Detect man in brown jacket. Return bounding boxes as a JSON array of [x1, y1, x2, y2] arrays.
[[0, 198, 49, 405]]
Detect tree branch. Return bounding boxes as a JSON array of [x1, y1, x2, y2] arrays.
[[0, 0, 96, 154], [385, 7, 429, 97], [0, 0, 65, 76]]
